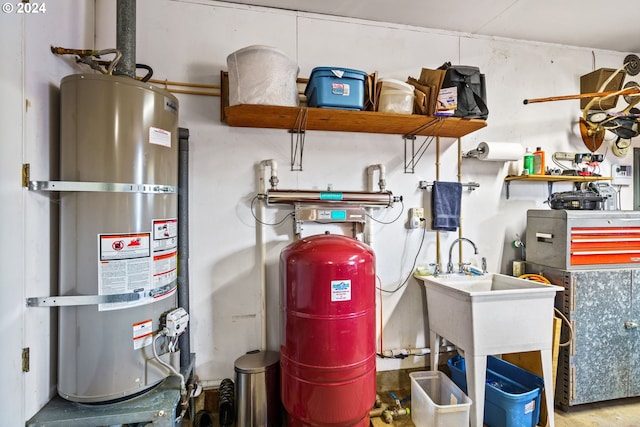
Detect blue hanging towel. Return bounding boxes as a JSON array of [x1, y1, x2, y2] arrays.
[[431, 181, 462, 231]]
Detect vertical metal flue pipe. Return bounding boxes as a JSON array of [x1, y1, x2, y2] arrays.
[[178, 128, 191, 369], [116, 0, 136, 78]]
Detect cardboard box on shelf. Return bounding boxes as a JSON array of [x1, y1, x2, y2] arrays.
[[408, 77, 432, 115], [364, 71, 379, 111], [413, 85, 429, 115], [407, 67, 446, 116]]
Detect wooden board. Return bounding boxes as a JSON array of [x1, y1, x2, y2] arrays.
[[223, 104, 486, 138], [502, 316, 562, 427]]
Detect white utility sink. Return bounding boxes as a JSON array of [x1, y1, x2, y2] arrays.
[[417, 273, 562, 354], [415, 272, 563, 427]]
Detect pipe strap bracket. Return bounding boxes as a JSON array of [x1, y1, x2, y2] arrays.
[[28, 180, 177, 194], [26, 282, 177, 307]]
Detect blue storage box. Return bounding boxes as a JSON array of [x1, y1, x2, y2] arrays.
[[305, 67, 367, 110], [448, 355, 544, 427]]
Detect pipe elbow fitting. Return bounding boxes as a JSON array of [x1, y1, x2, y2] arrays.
[[260, 159, 279, 190]]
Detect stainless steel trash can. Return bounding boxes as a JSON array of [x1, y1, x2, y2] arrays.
[[234, 350, 281, 427]]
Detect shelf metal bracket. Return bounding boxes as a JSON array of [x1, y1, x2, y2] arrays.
[[402, 118, 443, 173], [403, 135, 417, 173], [404, 134, 439, 174], [289, 108, 308, 171]]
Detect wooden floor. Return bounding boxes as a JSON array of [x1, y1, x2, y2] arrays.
[[196, 375, 640, 427], [372, 365, 640, 427], [554, 397, 640, 427], [193, 396, 640, 427], [370, 396, 640, 427]]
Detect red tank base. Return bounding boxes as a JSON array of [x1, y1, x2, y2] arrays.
[[286, 414, 371, 427]]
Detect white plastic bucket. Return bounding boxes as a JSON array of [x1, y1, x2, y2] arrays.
[[227, 45, 299, 106], [378, 78, 415, 114], [410, 371, 472, 427]]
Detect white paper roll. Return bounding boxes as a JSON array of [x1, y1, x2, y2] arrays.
[[476, 142, 524, 161]]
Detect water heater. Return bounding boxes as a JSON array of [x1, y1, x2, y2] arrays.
[[58, 74, 180, 402], [280, 234, 376, 427]]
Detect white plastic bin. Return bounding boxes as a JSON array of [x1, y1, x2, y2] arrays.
[[226, 45, 299, 106], [378, 78, 414, 114], [410, 371, 472, 427]]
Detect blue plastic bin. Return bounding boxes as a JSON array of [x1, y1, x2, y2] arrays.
[[447, 355, 544, 427], [305, 67, 367, 110]]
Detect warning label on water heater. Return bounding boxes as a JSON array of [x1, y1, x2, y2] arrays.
[[132, 319, 153, 350], [331, 279, 352, 302], [98, 233, 152, 311], [152, 219, 178, 289], [97, 222, 178, 311], [149, 126, 171, 147]]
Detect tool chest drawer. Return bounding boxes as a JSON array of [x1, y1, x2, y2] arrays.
[[527, 210, 640, 269]]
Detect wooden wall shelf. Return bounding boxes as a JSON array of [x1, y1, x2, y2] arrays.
[[219, 70, 486, 171], [504, 174, 613, 198], [223, 104, 487, 138], [504, 175, 612, 183]]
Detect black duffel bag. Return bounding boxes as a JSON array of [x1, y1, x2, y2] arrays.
[[438, 61, 489, 119]]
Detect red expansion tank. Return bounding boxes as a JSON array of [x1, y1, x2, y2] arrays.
[[280, 234, 376, 427]]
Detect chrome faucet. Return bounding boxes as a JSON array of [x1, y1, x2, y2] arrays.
[[429, 263, 441, 277], [447, 237, 479, 274]]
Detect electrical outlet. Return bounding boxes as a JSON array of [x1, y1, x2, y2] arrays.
[[409, 208, 424, 229], [554, 152, 575, 161]]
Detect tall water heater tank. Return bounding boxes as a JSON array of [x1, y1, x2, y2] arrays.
[[280, 234, 376, 427], [58, 74, 180, 402]]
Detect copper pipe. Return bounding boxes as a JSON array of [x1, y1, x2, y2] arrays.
[[161, 88, 219, 97], [523, 87, 640, 105], [435, 136, 441, 269], [151, 73, 307, 95], [457, 137, 462, 183], [51, 47, 97, 56], [147, 78, 219, 89], [51, 47, 122, 75], [457, 137, 463, 261]]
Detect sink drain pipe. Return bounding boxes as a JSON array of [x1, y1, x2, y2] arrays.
[[379, 344, 457, 359]]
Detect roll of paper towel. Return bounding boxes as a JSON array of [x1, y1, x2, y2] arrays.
[[476, 142, 524, 161]]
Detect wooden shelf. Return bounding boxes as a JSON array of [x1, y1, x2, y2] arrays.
[[223, 104, 487, 138], [504, 174, 613, 199]]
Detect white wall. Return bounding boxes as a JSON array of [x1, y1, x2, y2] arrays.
[[3, 0, 637, 422], [0, 7, 26, 427], [0, 1, 95, 424], [93, 0, 637, 384]]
